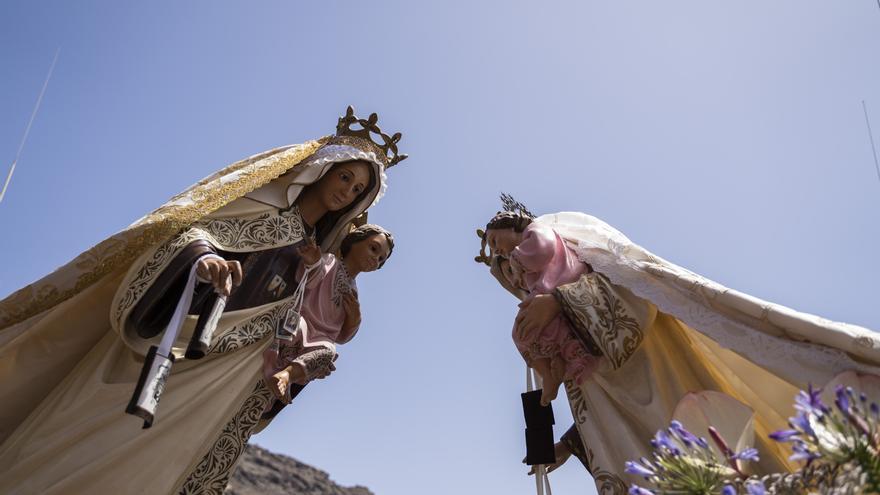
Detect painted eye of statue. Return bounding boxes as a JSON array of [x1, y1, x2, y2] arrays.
[[341, 172, 350, 182]]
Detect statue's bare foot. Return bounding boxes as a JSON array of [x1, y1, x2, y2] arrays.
[[268, 370, 290, 402], [541, 377, 562, 406]]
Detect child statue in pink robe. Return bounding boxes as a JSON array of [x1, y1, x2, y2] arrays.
[[500, 223, 599, 406], [261, 225, 395, 403]]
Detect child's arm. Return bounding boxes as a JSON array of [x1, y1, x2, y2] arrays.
[[295, 239, 335, 289], [296, 239, 322, 267], [510, 224, 557, 274]]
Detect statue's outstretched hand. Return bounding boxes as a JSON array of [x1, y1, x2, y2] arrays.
[[196, 258, 242, 296]]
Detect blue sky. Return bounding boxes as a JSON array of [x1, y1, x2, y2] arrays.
[[2, 2, 879, 494]]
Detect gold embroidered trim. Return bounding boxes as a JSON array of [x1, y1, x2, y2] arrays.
[[177, 381, 274, 494], [0, 138, 329, 329], [556, 273, 644, 369], [112, 228, 210, 326]]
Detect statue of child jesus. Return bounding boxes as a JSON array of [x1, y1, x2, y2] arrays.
[[488, 213, 599, 406], [262, 225, 394, 402]]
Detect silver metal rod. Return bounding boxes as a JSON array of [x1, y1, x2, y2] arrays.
[[1, 48, 61, 204], [862, 100, 880, 183]]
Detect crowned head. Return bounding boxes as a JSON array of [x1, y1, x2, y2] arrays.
[[475, 193, 535, 263], [327, 106, 408, 169]]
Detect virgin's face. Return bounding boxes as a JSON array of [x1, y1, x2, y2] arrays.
[[315, 161, 371, 211], [347, 234, 391, 273], [486, 228, 521, 258]]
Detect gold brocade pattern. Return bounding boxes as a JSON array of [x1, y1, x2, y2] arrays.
[[177, 381, 274, 495], [0, 139, 329, 330], [556, 273, 644, 369], [207, 297, 297, 355], [564, 381, 589, 427], [112, 228, 209, 325], [564, 381, 627, 494]]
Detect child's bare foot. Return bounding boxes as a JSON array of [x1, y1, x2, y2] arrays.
[[540, 375, 563, 406], [268, 369, 290, 402]]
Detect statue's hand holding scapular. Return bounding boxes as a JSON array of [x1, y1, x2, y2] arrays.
[[196, 258, 242, 296], [296, 239, 322, 267]]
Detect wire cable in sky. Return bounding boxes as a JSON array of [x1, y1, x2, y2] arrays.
[[0, 47, 61, 204], [863, 100, 880, 183]]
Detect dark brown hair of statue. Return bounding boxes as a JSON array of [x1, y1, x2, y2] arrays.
[[340, 224, 395, 269], [485, 211, 533, 234]]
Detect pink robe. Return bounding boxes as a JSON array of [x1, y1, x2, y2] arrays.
[[511, 223, 597, 384], [276, 253, 358, 381]]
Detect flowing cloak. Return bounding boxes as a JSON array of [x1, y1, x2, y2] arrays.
[[0, 139, 389, 494], [492, 212, 880, 494]]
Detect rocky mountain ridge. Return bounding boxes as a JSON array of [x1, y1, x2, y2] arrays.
[[226, 444, 374, 495]]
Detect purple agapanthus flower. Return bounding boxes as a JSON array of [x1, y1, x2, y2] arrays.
[[624, 460, 656, 479], [721, 485, 737, 495], [668, 420, 702, 448], [790, 441, 820, 462], [768, 429, 799, 442], [731, 447, 760, 462], [835, 385, 850, 413], [789, 410, 816, 438], [794, 384, 827, 416], [745, 480, 766, 495], [651, 429, 681, 455], [628, 485, 654, 495]]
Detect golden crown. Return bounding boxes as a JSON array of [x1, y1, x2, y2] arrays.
[[328, 106, 408, 168], [474, 228, 491, 266]]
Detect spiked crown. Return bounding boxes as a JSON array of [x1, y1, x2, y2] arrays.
[[328, 106, 408, 168]]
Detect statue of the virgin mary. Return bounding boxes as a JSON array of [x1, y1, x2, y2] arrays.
[[479, 204, 880, 493], [0, 107, 406, 494]]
